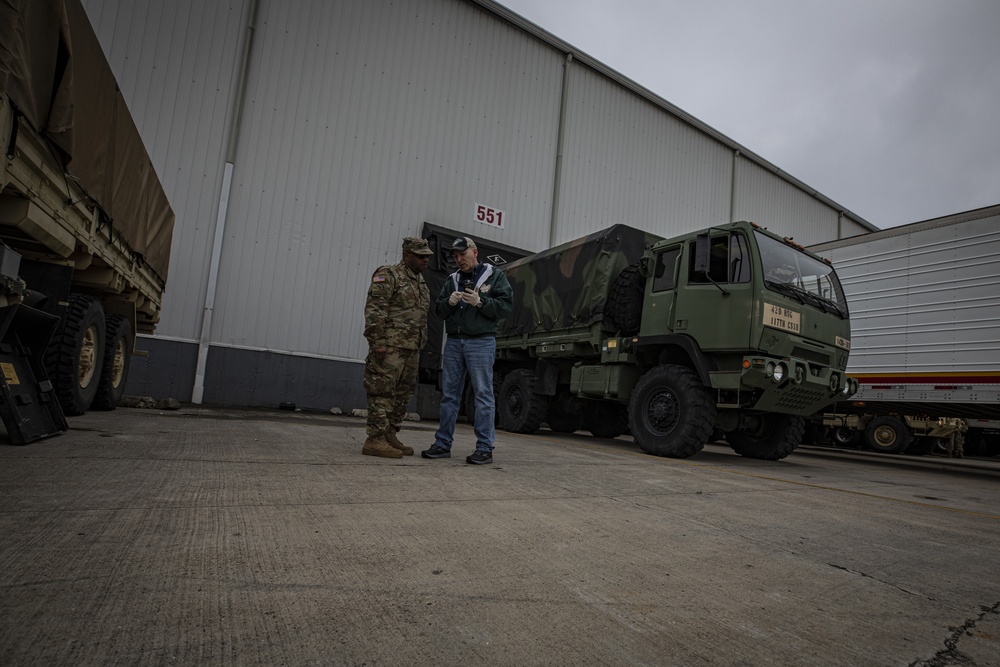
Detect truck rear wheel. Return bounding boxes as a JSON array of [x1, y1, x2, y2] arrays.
[[46, 295, 106, 416], [92, 315, 132, 411], [628, 365, 715, 458], [585, 402, 628, 439], [727, 414, 805, 460], [864, 416, 911, 454], [546, 410, 581, 434], [498, 369, 548, 434]]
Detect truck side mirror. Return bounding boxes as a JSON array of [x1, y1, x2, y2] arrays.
[[694, 234, 711, 274], [638, 256, 651, 277]]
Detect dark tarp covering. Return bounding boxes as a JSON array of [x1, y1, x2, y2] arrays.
[[500, 224, 662, 337], [0, 0, 174, 282]]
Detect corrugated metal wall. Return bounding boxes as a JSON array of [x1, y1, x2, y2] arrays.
[[554, 62, 733, 243], [811, 206, 1000, 375], [79, 0, 876, 408]]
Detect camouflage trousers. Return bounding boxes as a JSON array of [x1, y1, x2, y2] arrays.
[[363, 346, 420, 438]]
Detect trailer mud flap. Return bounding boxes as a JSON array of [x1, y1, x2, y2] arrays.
[[0, 304, 68, 445]]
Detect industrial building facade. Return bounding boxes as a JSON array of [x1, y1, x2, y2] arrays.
[[79, 0, 875, 411]]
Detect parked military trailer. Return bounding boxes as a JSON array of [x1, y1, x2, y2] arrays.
[[0, 0, 174, 440], [494, 222, 858, 460]]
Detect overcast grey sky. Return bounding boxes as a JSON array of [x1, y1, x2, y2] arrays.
[[498, 0, 1000, 229]]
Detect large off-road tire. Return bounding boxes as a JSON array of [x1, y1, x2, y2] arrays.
[[46, 295, 106, 416], [546, 410, 582, 434], [92, 315, 133, 411], [864, 415, 911, 454], [606, 264, 644, 335], [628, 365, 715, 458], [498, 369, 548, 434], [584, 402, 628, 439], [727, 414, 805, 460]]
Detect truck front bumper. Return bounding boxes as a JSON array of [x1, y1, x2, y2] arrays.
[[740, 355, 858, 415]]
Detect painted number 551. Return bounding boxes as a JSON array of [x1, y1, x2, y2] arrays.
[[475, 203, 505, 230]]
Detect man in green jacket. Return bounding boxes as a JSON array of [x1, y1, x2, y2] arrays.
[[422, 236, 513, 465]]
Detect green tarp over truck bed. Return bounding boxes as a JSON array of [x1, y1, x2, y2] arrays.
[[0, 0, 174, 283]]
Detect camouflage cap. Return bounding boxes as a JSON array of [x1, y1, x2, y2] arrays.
[[402, 237, 433, 255], [451, 236, 477, 252]]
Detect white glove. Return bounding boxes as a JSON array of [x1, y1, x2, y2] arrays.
[[448, 291, 463, 306], [461, 289, 481, 307]]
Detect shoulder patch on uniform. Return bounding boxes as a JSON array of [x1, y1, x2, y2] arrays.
[[372, 275, 387, 283]]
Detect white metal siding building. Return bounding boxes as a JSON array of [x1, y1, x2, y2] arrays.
[[79, 0, 875, 409]]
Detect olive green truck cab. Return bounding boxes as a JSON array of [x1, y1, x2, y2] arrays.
[[494, 222, 857, 460]]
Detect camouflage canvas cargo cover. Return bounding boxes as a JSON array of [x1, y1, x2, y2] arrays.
[[0, 0, 175, 323], [499, 224, 663, 340]]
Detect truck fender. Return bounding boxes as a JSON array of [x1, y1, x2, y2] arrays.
[[630, 333, 717, 387]]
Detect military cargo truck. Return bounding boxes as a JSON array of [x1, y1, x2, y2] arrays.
[[0, 0, 174, 442], [494, 222, 857, 460]]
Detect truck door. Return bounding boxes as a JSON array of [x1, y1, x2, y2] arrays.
[[670, 232, 753, 350], [639, 246, 681, 335]]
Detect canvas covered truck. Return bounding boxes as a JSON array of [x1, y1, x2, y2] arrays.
[[0, 0, 174, 443], [808, 204, 1000, 457], [493, 221, 857, 460]]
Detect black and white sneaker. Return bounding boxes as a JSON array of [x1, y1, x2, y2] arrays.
[[421, 445, 451, 459], [466, 450, 493, 465]]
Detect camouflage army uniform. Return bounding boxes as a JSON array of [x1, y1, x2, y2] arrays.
[[363, 260, 430, 441]]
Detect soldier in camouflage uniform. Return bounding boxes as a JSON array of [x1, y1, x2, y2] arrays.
[[362, 237, 433, 458]]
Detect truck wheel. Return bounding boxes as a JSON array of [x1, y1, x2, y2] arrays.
[[864, 416, 911, 454], [727, 414, 805, 460], [46, 295, 106, 416], [92, 315, 133, 411], [585, 403, 628, 439], [830, 427, 860, 447], [628, 365, 715, 458], [546, 410, 581, 434], [607, 264, 644, 335], [498, 369, 548, 434]]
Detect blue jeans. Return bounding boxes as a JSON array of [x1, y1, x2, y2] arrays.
[[434, 336, 496, 452]]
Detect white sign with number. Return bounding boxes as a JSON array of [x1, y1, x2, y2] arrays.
[[474, 203, 505, 230]]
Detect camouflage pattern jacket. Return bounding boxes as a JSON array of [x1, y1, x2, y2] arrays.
[[364, 262, 430, 350]]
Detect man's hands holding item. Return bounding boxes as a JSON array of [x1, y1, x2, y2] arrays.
[[461, 288, 481, 307], [448, 291, 463, 306]]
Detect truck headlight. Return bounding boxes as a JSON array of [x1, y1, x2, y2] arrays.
[[772, 363, 785, 383]]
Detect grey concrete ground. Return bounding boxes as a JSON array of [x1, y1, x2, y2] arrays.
[[1, 406, 999, 667]]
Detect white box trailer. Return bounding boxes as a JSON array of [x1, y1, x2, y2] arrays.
[[809, 204, 1000, 456]]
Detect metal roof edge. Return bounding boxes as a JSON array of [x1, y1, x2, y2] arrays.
[[808, 203, 1000, 252]]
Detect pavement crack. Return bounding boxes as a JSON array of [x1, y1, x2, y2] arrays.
[[827, 563, 923, 597], [908, 601, 1000, 667]]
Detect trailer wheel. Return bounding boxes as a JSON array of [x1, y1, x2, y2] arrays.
[[864, 416, 911, 454], [628, 365, 715, 458], [830, 427, 860, 447], [607, 264, 644, 335], [585, 402, 628, 439], [498, 369, 548, 434], [726, 414, 805, 460], [46, 295, 106, 416], [92, 315, 132, 411]]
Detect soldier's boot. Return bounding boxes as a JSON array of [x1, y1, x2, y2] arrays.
[[362, 437, 403, 459], [385, 431, 414, 456]]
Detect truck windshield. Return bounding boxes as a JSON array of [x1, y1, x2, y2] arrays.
[[755, 231, 848, 317]]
